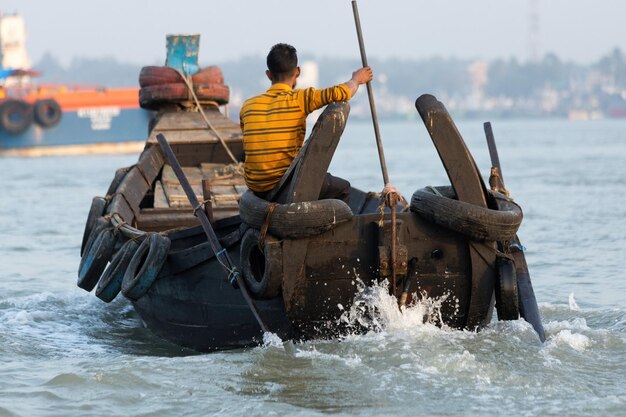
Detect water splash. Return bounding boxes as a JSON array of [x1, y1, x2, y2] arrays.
[[262, 332, 286, 348], [337, 278, 449, 335], [546, 329, 592, 352], [569, 292, 580, 311]]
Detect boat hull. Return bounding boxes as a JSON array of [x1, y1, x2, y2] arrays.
[[130, 224, 292, 351], [77, 97, 541, 352], [0, 106, 152, 156]]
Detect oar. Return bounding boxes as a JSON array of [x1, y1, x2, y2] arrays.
[[483, 122, 546, 342], [352, 0, 389, 185], [156, 133, 296, 354]]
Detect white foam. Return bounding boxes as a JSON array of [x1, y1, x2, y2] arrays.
[[545, 317, 590, 332], [337, 278, 450, 335], [3, 309, 55, 324], [262, 332, 285, 348], [293, 346, 362, 367], [547, 329, 592, 351], [569, 292, 580, 311]]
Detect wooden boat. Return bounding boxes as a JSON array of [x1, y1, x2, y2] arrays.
[[78, 34, 544, 350], [77, 84, 545, 351]]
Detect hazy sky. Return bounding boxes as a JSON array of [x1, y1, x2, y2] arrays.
[[2, 0, 625, 66]]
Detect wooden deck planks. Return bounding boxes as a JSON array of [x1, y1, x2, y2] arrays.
[[152, 163, 245, 212]]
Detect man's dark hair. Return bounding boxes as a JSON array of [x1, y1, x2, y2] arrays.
[[267, 43, 298, 77]]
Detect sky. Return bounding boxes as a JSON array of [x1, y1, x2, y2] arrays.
[[1, 0, 625, 66]]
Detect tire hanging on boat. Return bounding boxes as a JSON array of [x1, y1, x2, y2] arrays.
[[105, 166, 131, 197], [410, 186, 523, 242], [121, 233, 171, 300], [33, 99, 62, 128], [239, 228, 283, 299], [81, 197, 108, 256], [495, 256, 520, 320], [0, 99, 33, 134], [77, 228, 116, 291], [96, 239, 139, 302], [238, 190, 354, 239]]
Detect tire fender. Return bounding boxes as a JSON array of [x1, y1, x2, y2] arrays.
[[33, 99, 62, 128], [105, 166, 131, 196], [78, 228, 116, 291], [81, 197, 108, 256], [96, 239, 139, 302], [122, 233, 171, 300], [239, 228, 283, 299], [0, 99, 33, 134], [495, 257, 520, 320], [410, 186, 523, 242], [239, 190, 353, 239]]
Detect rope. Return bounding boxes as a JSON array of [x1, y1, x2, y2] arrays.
[[258, 202, 279, 251], [213, 247, 239, 288], [377, 183, 408, 226], [175, 69, 242, 172], [489, 167, 509, 197], [113, 218, 128, 234], [376, 183, 409, 297], [193, 198, 212, 216]]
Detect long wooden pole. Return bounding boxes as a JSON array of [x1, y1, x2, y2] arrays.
[[484, 122, 503, 181], [352, 0, 390, 185]]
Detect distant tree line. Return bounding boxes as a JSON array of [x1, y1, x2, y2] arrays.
[[34, 48, 626, 116]]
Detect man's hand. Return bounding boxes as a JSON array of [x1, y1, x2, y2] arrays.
[[344, 66, 373, 96], [352, 66, 373, 85]]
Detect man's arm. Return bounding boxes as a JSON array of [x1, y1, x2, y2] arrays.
[[343, 66, 373, 96], [299, 66, 373, 114]]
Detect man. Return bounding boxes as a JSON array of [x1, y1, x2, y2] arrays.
[[240, 43, 373, 201]]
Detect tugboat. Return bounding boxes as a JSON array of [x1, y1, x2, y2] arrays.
[[78, 35, 544, 352], [0, 12, 151, 156]]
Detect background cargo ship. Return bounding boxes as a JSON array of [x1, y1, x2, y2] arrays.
[[0, 12, 151, 157]]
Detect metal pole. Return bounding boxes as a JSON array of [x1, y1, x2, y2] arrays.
[[352, 0, 390, 185]]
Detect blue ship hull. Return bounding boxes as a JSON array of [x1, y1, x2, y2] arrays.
[[0, 107, 153, 156]]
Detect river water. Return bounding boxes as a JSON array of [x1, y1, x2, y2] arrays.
[[1, 118, 625, 416]]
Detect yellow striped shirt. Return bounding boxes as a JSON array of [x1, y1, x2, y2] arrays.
[[240, 83, 352, 192]]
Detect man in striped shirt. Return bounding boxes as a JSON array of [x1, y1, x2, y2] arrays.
[[240, 43, 372, 201]]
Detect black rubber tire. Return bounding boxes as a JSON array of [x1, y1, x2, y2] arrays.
[[77, 228, 116, 291], [33, 99, 62, 128], [81, 197, 108, 256], [105, 166, 131, 197], [121, 233, 171, 300], [410, 186, 523, 242], [96, 239, 139, 302], [240, 228, 282, 299], [0, 99, 33, 134], [495, 257, 520, 320], [239, 190, 353, 239]]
